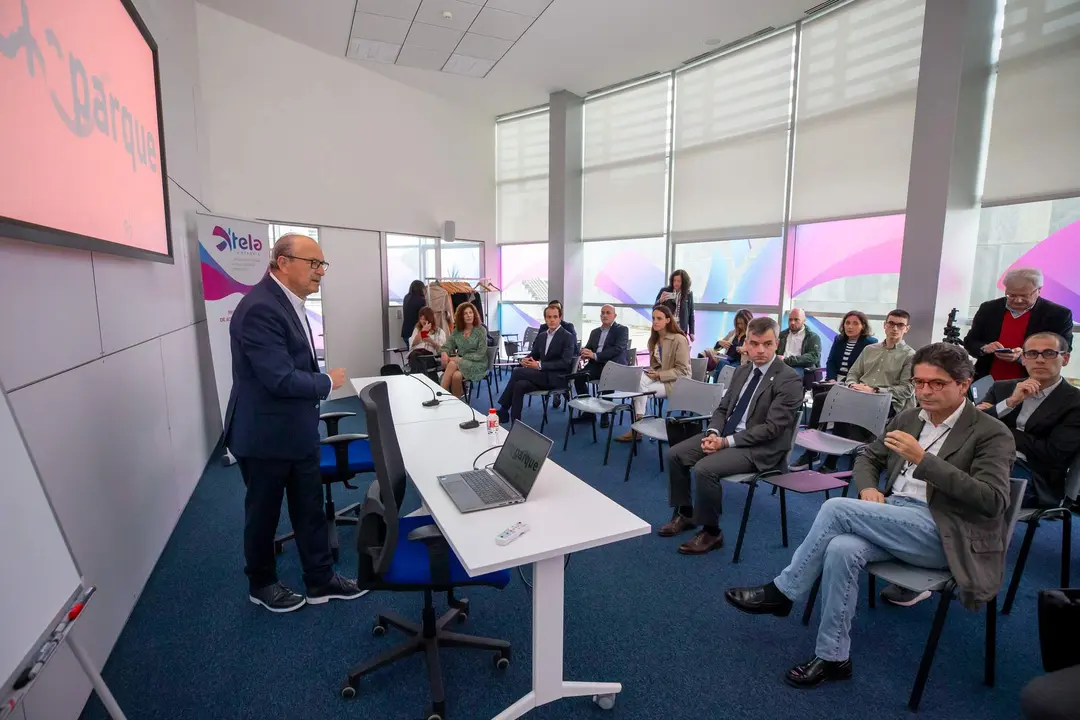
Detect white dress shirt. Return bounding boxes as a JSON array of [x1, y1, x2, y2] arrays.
[[706, 359, 772, 446], [536, 326, 559, 368], [597, 325, 610, 353], [784, 329, 805, 359], [994, 378, 1062, 461], [891, 402, 966, 504], [269, 273, 329, 397]]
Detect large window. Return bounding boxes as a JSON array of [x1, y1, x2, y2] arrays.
[[790, 0, 926, 222], [499, 242, 549, 339], [968, 196, 1080, 324], [386, 234, 437, 304], [983, 0, 1080, 204], [673, 238, 783, 306], [441, 240, 482, 280], [497, 111, 549, 245], [790, 214, 905, 316], [582, 237, 666, 306], [582, 79, 671, 240], [671, 28, 795, 240], [269, 224, 323, 358]]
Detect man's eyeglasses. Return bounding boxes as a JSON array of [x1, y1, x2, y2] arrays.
[[1022, 349, 1065, 360], [884, 321, 908, 330], [285, 255, 330, 271], [912, 378, 954, 391]]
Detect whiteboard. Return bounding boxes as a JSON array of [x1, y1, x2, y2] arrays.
[[0, 381, 82, 691]]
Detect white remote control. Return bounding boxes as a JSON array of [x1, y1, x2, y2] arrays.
[[496, 522, 529, 546]]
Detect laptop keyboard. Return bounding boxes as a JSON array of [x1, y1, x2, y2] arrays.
[[461, 469, 515, 504]]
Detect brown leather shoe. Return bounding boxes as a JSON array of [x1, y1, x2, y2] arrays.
[[678, 530, 724, 555], [658, 514, 696, 537]]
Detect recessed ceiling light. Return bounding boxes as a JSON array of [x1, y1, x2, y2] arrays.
[[704, 38, 723, 46]]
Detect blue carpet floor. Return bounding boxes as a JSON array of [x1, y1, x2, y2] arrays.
[[80, 387, 1076, 720]]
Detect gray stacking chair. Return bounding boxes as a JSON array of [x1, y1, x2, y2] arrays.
[[1002, 451, 1080, 614], [795, 384, 893, 470], [563, 362, 650, 464], [715, 363, 736, 389], [801, 478, 1028, 712], [622, 377, 726, 483], [969, 374, 994, 404], [690, 356, 709, 382], [717, 411, 802, 563]]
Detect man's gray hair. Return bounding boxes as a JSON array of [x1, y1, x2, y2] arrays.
[[1003, 267, 1044, 289], [268, 234, 298, 271]]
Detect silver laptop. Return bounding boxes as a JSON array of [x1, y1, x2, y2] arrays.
[[438, 422, 553, 513]]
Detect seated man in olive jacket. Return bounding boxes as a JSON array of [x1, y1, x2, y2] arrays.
[[724, 343, 1014, 689]]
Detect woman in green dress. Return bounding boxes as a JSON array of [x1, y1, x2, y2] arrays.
[[440, 302, 488, 399]]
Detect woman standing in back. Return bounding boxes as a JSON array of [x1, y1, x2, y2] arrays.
[[617, 305, 692, 442], [655, 269, 695, 342], [400, 279, 427, 347]]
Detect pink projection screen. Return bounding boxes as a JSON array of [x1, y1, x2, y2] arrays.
[[0, 0, 171, 262]]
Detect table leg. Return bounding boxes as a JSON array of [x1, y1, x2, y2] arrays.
[[491, 554, 622, 720]]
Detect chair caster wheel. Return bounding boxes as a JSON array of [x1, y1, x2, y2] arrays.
[[371, 622, 387, 637], [341, 685, 357, 699], [593, 694, 616, 710], [494, 652, 510, 670], [456, 612, 468, 624], [427, 715, 442, 720]]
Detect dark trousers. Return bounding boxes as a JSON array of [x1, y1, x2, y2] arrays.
[[498, 367, 555, 420], [668, 432, 757, 527], [573, 361, 604, 396], [239, 454, 334, 592]]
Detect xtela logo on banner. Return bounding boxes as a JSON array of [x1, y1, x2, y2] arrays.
[[213, 225, 263, 253]]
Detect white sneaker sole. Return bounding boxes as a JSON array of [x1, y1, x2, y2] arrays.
[[883, 590, 931, 607], [249, 595, 306, 613], [306, 589, 369, 605]]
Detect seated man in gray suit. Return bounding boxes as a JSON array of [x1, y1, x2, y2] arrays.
[[573, 304, 629, 427], [659, 317, 803, 555], [724, 343, 1014, 689]]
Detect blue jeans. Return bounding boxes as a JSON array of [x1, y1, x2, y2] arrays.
[[773, 496, 947, 662], [710, 357, 738, 383]]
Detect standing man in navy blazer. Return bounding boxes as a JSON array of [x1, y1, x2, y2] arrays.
[[224, 233, 363, 613]]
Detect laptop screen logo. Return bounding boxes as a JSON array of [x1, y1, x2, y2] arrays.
[[511, 448, 539, 473]]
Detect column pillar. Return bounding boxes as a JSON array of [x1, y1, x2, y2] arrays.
[[547, 90, 584, 328], [896, 0, 1001, 348]]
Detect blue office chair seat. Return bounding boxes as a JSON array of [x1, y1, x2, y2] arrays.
[[274, 412, 373, 562], [384, 515, 511, 588], [319, 438, 374, 475]]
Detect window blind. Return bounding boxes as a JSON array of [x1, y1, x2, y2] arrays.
[[983, 0, 1080, 204], [790, 0, 926, 223], [582, 79, 671, 240], [497, 111, 549, 244], [670, 29, 796, 241]]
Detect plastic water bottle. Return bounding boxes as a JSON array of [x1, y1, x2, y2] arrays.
[[487, 409, 499, 438]]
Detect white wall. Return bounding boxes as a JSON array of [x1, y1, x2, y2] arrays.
[[0, 0, 220, 718], [195, 4, 496, 243], [319, 228, 385, 393]]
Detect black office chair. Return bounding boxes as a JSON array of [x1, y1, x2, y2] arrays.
[[341, 381, 511, 720], [274, 412, 372, 562]]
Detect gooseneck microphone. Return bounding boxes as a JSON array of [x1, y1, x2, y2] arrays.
[[405, 366, 447, 407]]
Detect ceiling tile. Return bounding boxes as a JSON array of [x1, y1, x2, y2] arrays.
[[396, 44, 453, 70], [404, 21, 464, 51], [348, 38, 402, 63], [353, 0, 421, 21], [455, 32, 512, 61], [483, 0, 551, 18], [468, 7, 534, 41], [443, 53, 495, 77], [414, 0, 482, 31], [351, 12, 411, 43]]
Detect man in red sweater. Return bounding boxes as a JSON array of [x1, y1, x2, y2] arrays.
[[964, 268, 1074, 381]]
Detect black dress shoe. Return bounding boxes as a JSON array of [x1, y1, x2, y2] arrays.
[[306, 574, 366, 605], [724, 585, 793, 617], [249, 582, 306, 613], [784, 656, 853, 688]]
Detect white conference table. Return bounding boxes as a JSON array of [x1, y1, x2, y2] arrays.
[[351, 374, 651, 719], [350, 373, 484, 426]]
